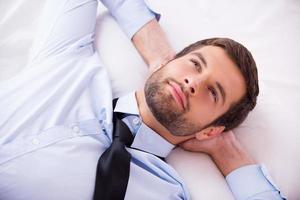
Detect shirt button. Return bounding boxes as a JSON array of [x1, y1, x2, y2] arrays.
[[72, 126, 80, 133], [32, 138, 40, 145], [133, 118, 140, 125]]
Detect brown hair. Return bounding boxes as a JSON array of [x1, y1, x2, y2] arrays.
[[175, 38, 259, 131]]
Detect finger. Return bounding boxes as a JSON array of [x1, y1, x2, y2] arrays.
[[179, 139, 204, 152]]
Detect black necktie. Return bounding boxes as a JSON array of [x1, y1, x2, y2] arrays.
[[93, 100, 134, 200]]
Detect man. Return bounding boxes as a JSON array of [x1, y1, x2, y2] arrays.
[[0, 0, 285, 199]]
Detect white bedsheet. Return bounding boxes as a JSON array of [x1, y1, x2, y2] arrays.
[[1, 0, 299, 199]]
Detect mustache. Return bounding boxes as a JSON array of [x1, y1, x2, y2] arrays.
[[165, 77, 190, 111]]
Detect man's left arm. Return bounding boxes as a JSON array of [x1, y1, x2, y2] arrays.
[[180, 131, 286, 200], [100, 0, 175, 71]]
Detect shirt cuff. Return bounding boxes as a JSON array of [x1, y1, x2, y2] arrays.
[[101, 0, 160, 39], [226, 164, 283, 200]]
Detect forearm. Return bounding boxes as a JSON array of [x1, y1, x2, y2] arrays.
[[132, 19, 175, 71], [207, 135, 285, 199], [210, 136, 255, 176], [100, 0, 175, 71]]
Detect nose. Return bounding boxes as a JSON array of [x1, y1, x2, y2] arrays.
[[184, 75, 206, 96]]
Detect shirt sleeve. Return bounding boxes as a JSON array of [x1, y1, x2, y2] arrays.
[[226, 164, 286, 200], [99, 0, 160, 39], [29, 0, 98, 64]]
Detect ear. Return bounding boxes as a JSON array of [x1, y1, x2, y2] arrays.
[[195, 126, 225, 140]]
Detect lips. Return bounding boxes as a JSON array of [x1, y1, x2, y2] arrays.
[[168, 81, 187, 110]]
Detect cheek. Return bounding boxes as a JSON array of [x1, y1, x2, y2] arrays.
[[196, 87, 216, 109], [188, 97, 216, 126], [164, 63, 194, 77]]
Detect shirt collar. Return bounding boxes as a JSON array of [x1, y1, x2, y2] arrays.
[[114, 91, 140, 115], [114, 92, 175, 158]]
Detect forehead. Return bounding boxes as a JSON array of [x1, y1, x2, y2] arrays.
[[188, 45, 233, 66], [190, 46, 246, 106]]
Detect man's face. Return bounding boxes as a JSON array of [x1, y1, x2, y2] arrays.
[[144, 46, 246, 136]]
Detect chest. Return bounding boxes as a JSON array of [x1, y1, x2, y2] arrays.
[[0, 54, 113, 144]]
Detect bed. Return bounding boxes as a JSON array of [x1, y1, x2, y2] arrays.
[[0, 0, 299, 199]]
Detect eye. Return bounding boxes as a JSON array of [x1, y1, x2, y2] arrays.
[[190, 58, 202, 73], [208, 86, 218, 103]]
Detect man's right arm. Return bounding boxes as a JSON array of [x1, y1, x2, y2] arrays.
[[180, 131, 286, 200], [100, 0, 175, 72], [131, 19, 175, 72]]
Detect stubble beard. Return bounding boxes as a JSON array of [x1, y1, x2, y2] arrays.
[[144, 70, 203, 136]]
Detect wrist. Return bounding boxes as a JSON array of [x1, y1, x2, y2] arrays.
[[149, 51, 175, 72]]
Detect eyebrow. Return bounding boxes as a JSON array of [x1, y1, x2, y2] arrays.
[[191, 52, 207, 68], [216, 81, 226, 105]]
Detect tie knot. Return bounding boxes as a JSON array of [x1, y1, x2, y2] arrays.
[[113, 113, 134, 146]]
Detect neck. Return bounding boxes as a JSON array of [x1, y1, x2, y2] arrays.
[[135, 90, 194, 145]]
